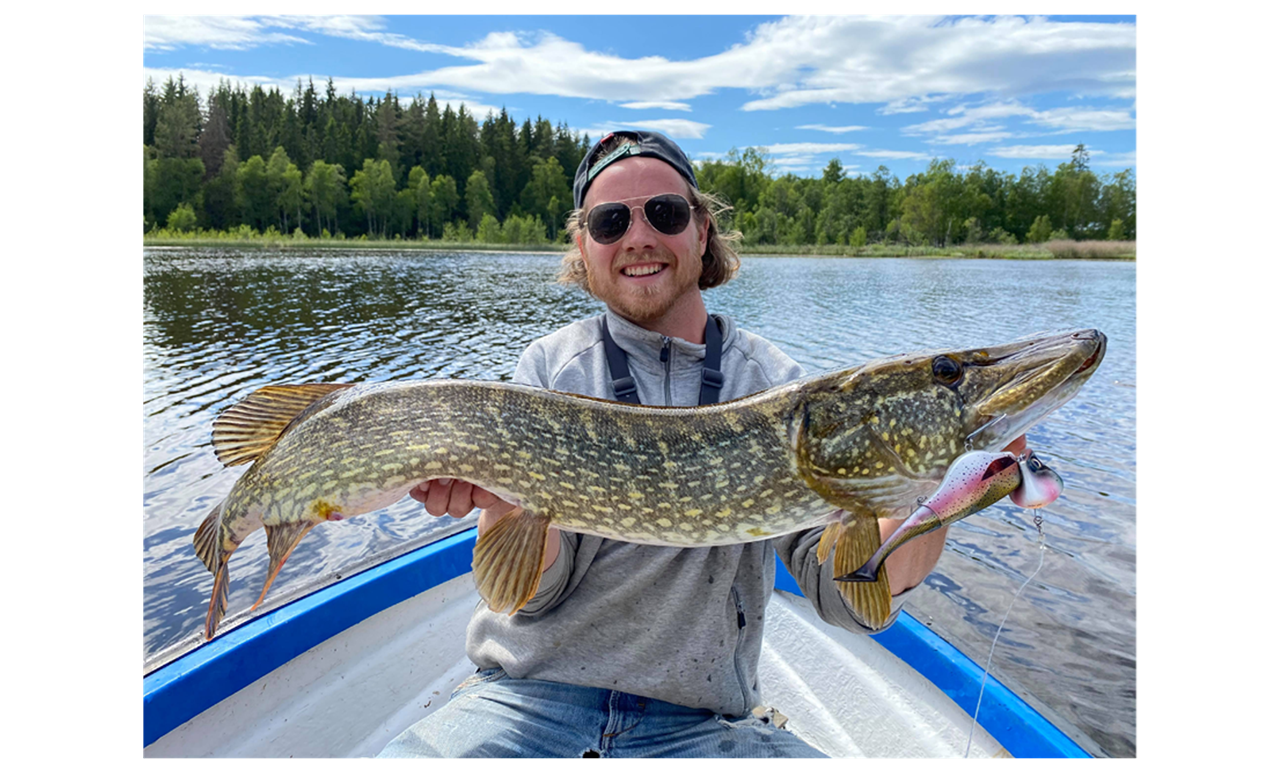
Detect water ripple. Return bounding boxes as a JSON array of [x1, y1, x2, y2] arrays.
[[142, 249, 1135, 756]]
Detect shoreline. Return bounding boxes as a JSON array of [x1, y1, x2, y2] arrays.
[[141, 236, 1135, 261]]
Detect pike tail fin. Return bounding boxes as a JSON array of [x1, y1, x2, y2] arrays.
[[818, 517, 894, 629], [472, 507, 551, 615], [251, 521, 317, 611]]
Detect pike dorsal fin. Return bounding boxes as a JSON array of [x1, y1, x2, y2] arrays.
[[212, 384, 353, 467]]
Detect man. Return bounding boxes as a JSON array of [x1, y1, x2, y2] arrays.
[[379, 130, 1015, 758]]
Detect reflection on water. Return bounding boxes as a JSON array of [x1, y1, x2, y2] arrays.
[[143, 248, 1135, 756]]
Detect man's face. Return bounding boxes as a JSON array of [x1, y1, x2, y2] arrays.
[[578, 156, 709, 325]]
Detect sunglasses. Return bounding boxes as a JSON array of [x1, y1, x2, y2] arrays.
[[583, 193, 693, 245]]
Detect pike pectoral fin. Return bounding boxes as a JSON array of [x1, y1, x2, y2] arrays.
[[839, 509, 940, 584], [472, 507, 552, 615], [824, 515, 894, 629], [204, 558, 230, 641], [252, 521, 317, 611], [193, 502, 223, 574]]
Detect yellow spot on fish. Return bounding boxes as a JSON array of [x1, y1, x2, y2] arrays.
[[716, 508, 733, 518], [619, 517, 636, 528], [882, 432, 890, 441], [559, 481, 576, 490], [685, 509, 703, 518], [657, 518, 673, 528], [746, 527, 771, 537], [766, 504, 782, 515], [679, 523, 694, 531], [742, 499, 755, 508], [837, 468, 846, 475], [529, 472, 546, 481], [628, 491, 644, 499]]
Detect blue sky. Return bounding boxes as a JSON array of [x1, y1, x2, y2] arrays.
[[143, 15, 1136, 180]]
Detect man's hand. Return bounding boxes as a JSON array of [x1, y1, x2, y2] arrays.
[[411, 479, 516, 519], [410, 479, 561, 572], [878, 434, 1030, 595]]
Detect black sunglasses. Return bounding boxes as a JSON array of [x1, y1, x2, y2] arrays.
[[583, 193, 693, 245]]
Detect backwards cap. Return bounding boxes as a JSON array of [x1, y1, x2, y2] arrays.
[[572, 130, 700, 210]]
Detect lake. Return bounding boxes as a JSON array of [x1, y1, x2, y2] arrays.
[[142, 247, 1135, 757]]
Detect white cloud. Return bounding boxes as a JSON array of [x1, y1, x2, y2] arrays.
[[581, 119, 713, 140], [1095, 150, 1137, 168], [763, 142, 863, 155], [856, 149, 932, 160], [144, 15, 1136, 123], [905, 99, 1135, 138], [985, 145, 1099, 159], [142, 67, 503, 121], [796, 124, 868, 134], [1030, 107, 1136, 132], [619, 101, 692, 112], [144, 16, 311, 51], [930, 131, 1015, 145], [879, 95, 952, 115]]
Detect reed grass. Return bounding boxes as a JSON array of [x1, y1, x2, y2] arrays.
[[143, 228, 1134, 260]]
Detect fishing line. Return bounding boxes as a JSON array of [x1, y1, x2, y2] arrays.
[[964, 513, 1046, 758]]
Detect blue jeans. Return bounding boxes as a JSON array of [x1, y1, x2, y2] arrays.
[[377, 668, 826, 758]]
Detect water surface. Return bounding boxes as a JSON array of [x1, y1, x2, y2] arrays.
[[143, 248, 1135, 756]]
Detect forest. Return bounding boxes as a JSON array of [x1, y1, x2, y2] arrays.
[[143, 76, 1136, 249]]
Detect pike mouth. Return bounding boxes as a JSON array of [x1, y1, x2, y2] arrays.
[[1074, 336, 1105, 375]]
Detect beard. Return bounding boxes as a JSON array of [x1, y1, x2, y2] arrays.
[[585, 247, 704, 324]]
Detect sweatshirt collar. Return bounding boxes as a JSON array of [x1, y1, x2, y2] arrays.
[[603, 307, 735, 375]]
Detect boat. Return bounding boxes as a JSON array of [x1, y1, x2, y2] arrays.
[[142, 523, 1094, 758]]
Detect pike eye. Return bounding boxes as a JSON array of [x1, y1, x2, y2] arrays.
[[932, 355, 962, 384]]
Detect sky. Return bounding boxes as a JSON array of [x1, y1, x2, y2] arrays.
[[142, 14, 1136, 180]]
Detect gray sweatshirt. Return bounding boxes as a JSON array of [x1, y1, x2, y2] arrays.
[[465, 308, 915, 716]]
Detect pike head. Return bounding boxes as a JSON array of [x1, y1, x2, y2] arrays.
[[792, 329, 1106, 516]]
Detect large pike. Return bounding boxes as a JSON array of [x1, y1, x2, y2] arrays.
[[194, 329, 1105, 640]]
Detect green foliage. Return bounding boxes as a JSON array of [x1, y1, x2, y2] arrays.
[[442, 220, 473, 242], [141, 76, 1133, 249], [465, 169, 496, 229], [166, 203, 197, 232], [1027, 214, 1054, 243], [988, 227, 1019, 246], [476, 212, 503, 243]]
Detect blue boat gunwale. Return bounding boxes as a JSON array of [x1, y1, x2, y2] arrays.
[[143, 527, 1089, 757]]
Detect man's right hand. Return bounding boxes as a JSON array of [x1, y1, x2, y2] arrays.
[[410, 479, 517, 519], [410, 479, 561, 572]]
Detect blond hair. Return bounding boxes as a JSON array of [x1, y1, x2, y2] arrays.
[[558, 136, 741, 292]]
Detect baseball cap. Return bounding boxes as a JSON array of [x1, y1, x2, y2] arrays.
[[572, 130, 700, 210]]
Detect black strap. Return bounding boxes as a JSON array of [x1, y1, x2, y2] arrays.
[[600, 315, 724, 406], [601, 317, 639, 404], [699, 314, 724, 406]]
